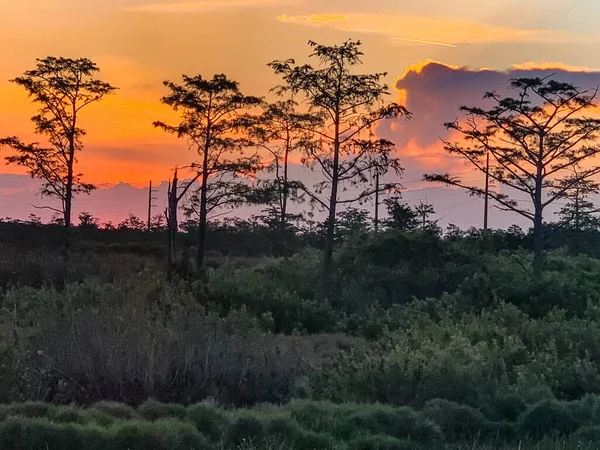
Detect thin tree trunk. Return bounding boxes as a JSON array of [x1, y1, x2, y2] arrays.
[[197, 105, 212, 274], [167, 172, 178, 281], [574, 194, 581, 253], [197, 168, 209, 271], [62, 101, 79, 289], [280, 140, 290, 257], [62, 143, 75, 289], [166, 219, 174, 281], [197, 215, 208, 271], [323, 196, 337, 288], [484, 150, 490, 231], [533, 137, 544, 279], [323, 113, 340, 292], [533, 205, 544, 279], [374, 171, 379, 233]]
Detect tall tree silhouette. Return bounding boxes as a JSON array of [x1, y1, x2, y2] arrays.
[[154, 74, 262, 270], [426, 77, 600, 278], [269, 40, 409, 287], [248, 99, 316, 255], [0, 57, 116, 283]]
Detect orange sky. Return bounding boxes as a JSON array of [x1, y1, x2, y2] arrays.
[[3, 0, 600, 186], [3, 0, 600, 227]]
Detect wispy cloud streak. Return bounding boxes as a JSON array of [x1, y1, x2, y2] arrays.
[[392, 37, 456, 48], [277, 13, 598, 46], [126, 0, 286, 14]]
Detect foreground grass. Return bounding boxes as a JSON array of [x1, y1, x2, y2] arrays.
[[456, 441, 598, 450], [1, 399, 600, 450]]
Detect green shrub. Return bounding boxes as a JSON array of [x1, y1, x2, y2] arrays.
[[0, 416, 110, 450], [518, 399, 580, 439], [348, 434, 421, 450], [109, 421, 159, 450], [81, 408, 116, 427], [574, 425, 600, 442], [93, 401, 137, 420], [567, 394, 600, 426], [136, 398, 187, 421], [334, 404, 442, 445], [110, 419, 208, 450], [486, 393, 527, 422], [6, 401, 55, 418], [333, 405, 397, 439], [288, 400, 342, 434], [422, 399, 492, 441], [295, 430, 335, 450], [485, 420, 517, 442], [226, 415, 267, 446], [188, 402, 231, 441], [266, 416, 304, 439], [54, 405, 88, 424], [0, 404, 8, 420], [152, 419, 209, 450]]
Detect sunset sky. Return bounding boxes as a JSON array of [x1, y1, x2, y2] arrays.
[[3, 0, 600, 228]]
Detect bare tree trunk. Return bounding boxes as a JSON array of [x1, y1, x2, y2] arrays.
[[62, 145, 75, 289], [374, 171, 379, 233], [484, 150, 490, 231], [574, 193, 581, 253], [147, 180, 153, 232], [533, 140, 544, 280], [280, 143, 290, 257], [533, 205, 544, 279], [196, 170, 209, 271], [323, 194, 337, 288], [166, 172, 179, 281], [323, 114, 340, 292]]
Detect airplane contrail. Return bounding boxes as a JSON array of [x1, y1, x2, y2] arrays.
[[393, 37, 457, 48]]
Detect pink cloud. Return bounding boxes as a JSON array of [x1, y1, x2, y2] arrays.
[[384, 60, 600, 152]]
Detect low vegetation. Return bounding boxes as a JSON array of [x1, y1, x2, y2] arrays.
[[3, 219, 600, 448], [2, 399, 600, 449]]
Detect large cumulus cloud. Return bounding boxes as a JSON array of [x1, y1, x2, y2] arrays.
[[382, 61, 600, 152]]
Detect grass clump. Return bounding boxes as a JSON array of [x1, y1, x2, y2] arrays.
[[53, 405, 88, 424], [6, 401, 55, 419], [136, 398, 187, 421], [111, 419, 208, 450], [349, 434, 421, 450], [93, 401, 137, 420], [422, 399, 494, 441], [0, 416, 109, 450], [188, 402, 232, 441], [226, 415, 267, 447]]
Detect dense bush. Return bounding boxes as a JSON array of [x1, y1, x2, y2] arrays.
[[421, 399, 507, 442], [312, 300, 600, 409], [518, 400, 580, 439]]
